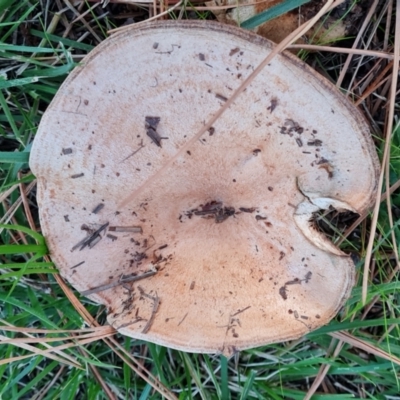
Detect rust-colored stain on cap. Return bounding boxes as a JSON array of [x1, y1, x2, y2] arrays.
[[30, 21, 379, 355]]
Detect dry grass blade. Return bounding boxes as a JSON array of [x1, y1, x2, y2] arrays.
[[0, 319, 82, 367], [18, 172, 37, 231], [286, 45, 393, 60], [330, 331, 400, 366], [335, 0, 380, 88], [354, 61, 393, 106], [63, 0, 103, 43], [362, 0, 400, 305], [384, 0, 394, 50], [118, 0, 343, 209], [71, 2, 101, 24], [0, 182, 22, 203], [0, 180, 36, 228], [347, 1, 391, 97]]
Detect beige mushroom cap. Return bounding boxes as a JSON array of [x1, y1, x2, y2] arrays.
[[30, 21, 379, 355]]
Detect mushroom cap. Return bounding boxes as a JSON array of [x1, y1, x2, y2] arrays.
[[30, 21, 379, 355]]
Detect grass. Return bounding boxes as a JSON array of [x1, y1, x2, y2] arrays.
[[1, 0, 400, 399]]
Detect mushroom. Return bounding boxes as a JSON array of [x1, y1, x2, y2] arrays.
[[30, 21, 379, 355]]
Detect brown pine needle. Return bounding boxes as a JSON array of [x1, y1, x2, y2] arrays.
[[0, 322, 114, 335], [0, 333, 82, 368], [0, 329, 115, 345], [0, 333, 114, 366]]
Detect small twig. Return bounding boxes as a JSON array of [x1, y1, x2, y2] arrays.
[[70, 261, 85, 270], [138, 286, 160, 333], [120, 140, 144, 163], [71, 222, 109, 251], [109, 226, 142, 233], [231, 306, 251, 317], [177, 312, 188, 327], [81, 269, 157, 296]]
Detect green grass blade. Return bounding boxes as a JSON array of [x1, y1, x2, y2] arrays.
[[0, 2, 37, 43], [0, 43, 64, 53], [30, 29, 95, 52], [0, 269, 57, 279], [0, 224, 46, 245], [139, 384, 153, 400], [241, 0, 311, 30], [0, 90, 20, 141], [0, 292, 60, 329], [220, 355, 230, 400], [147, 343, 168, 384], [3, 357, 42, 398], [0, 0, 15, 14], [181, 352, 208, 399], [307, 318, 400, 337], [0, 63, 75, 90], [203, 354, 222, 398], [21, 62, 76, 79], [0, 174, 35, 191], [0, 244, 47, 255], [0, 151, 29, 163], [15, 360, 58, 399], [240, 369, 256, 400], [0, 76, 39, 90]]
